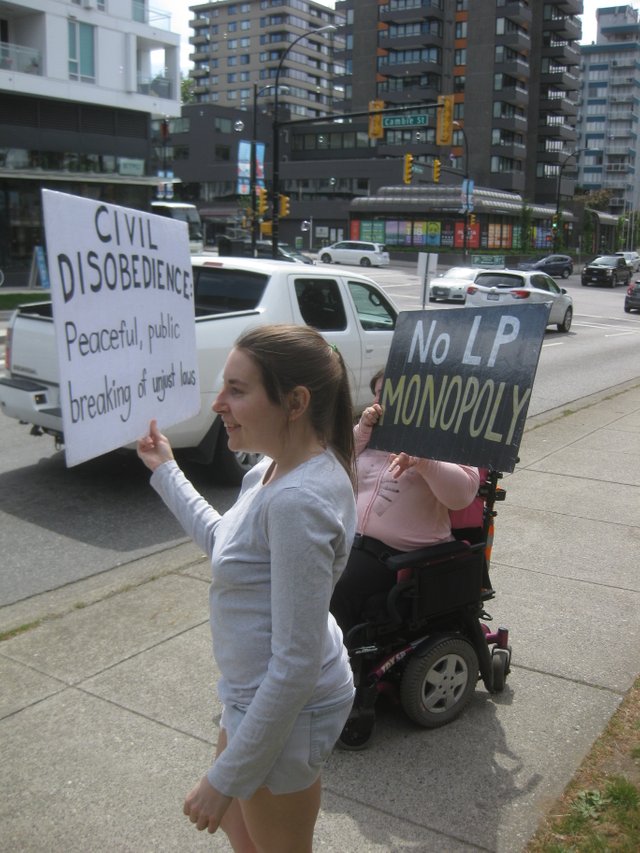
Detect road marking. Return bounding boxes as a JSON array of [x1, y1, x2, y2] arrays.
[[542, 342, 564, 348], [605, 331, 639, 337]]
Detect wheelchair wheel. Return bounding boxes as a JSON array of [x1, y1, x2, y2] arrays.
[[336, 711, 375, 751], [491, 648, 510, 693], [400, 637, 479, 728]]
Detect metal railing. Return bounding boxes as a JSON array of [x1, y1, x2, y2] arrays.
[[0, 42, 42, 75], [131, 1, 171, 29], [137, 74, 173, 98]]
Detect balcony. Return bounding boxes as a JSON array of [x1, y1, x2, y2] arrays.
[[137, 74, 173, 99], [543, 14, 581, 41], [499, 84, 529, 107], [490, 170, 526, 193], [540, 67, 579, 89], [0, 42, 42, 75], [132, 1, 171, 29], [540, 93, 578, 115], [496, 30, 531, 51], [497, 1, 533, 26]]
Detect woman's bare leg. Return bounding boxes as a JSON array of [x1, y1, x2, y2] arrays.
[[239, 778, 322, 853]]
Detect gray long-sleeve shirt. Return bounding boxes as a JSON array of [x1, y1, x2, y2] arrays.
[[151, 450, 356, 799]]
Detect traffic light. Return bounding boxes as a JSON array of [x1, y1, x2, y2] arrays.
[[433, 158, 441, 183], [551, 214, 558, 231], [257, 187, 268, 216], [403, 153, 414, 185], [469, 214, 476, 227], [279, 194, 290, 217]]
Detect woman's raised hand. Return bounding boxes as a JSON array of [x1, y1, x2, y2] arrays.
[[137, 419, 174, 472], [360, 402, 383, 428]]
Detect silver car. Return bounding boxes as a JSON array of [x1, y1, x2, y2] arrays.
[[430, 267, 491, 303], [465, 270, 573, 332]]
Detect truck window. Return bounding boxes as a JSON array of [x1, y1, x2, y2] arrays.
[[347, 281, 396, 331], [294, 278, 347, 331], [193, 267, 268, 315]]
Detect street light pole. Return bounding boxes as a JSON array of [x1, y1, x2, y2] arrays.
[[555, 148, 587, 251], [271, 24, 336, 258], [454, 120, 469, 256], [250, 82, 259, 256]]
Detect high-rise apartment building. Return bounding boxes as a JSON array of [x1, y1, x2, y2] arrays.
[[334, 0, 583, 206], [576, 4, 640, 215], [0, 0, 182, 277], [189, 0, 344, 118]]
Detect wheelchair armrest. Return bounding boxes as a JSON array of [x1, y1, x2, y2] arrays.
[[384, 539, 479, 572]]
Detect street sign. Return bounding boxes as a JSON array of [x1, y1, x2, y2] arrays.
[[382, 114, 429, 129], [472, 254, 505, 268]]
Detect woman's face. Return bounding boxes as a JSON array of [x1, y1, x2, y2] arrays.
[[212, 348, 288, 456], [373, 378, 383, 403]]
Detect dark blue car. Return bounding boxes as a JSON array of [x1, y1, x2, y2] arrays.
[[516, 254, 573, 278]]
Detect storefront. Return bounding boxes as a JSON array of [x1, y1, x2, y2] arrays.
[[349, 185, 569, 253]]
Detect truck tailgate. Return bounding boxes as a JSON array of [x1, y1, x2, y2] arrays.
[[9, 311, 59, 385]]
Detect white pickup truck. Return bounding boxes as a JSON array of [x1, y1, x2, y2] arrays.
[[0, 257, 398, 483]]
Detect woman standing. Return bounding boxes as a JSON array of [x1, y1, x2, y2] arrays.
[[137, 325, 356, 852]]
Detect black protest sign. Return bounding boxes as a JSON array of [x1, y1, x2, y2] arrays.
[[368, 303, 550, 472]]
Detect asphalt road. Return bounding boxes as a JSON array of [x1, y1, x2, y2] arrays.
[[0, 266, 638, 607]]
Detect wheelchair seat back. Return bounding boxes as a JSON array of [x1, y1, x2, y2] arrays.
[[385, 540, 485, 625]]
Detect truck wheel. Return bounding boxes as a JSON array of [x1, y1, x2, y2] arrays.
[[213, 429, 262, 486]]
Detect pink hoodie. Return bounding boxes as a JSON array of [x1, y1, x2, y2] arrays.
[[354, 420, 479, 552]]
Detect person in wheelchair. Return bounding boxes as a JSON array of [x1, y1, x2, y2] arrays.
[[330, 369, 480, 639]]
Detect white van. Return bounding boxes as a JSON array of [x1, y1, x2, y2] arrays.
[[319, 240, 390, 268]]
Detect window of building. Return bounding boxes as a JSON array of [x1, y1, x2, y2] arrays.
[[215, 117, 232, 133], [215, 145, 231, 161], [68, 21, 95, 83], [455, 21, 467, 39], [454, 48, 466, 66]]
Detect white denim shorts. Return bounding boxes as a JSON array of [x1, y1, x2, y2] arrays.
[[220, 692, 354, 796]]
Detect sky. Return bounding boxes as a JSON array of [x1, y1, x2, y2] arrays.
[[161, 0, 606, 73]]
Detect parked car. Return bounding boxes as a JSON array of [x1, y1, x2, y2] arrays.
[[465, 270, 573, 332], [430, 267, 489, 303], [624, 279, 640, 313], [319, 240, 390, 268], [614, 251, 640, 273], [581, 255, 632, 288], [516, 254, 573, 278]]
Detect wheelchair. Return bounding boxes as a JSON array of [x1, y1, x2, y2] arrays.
[[338, 468, 512, 750]]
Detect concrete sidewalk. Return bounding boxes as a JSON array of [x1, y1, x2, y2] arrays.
[[1, 379, 639, 852]]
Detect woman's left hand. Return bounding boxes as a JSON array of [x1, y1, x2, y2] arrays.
[[183, 775, 233, 834], [388, 452, 418, 479]]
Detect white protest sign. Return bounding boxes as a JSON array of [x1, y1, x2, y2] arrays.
[[42, 190, 200, 467]]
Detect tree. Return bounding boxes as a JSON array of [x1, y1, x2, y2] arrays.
[[181, 74, 195, 105], [574, 188, 613, 211], [518, 204, 533, 252]]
